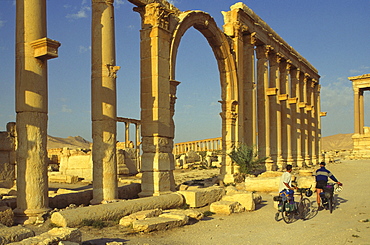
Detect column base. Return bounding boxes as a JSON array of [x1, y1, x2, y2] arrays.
[[14, 207, 50, 225], [221, 173, 235, 184], [286, 156, 295, 167], [265, 159, 277, 171], [139, 170, 176, 197]]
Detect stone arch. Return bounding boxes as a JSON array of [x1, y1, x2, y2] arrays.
[[170, 11, 239, 182]]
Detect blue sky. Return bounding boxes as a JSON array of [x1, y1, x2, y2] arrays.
[[0, 0, 369, 143]]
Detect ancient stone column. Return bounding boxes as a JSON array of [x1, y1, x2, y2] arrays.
[[302, 74, 310, 166], [135, 3, 176, 196], [135, 122, 141, 170], [306, 80, 313, 166], [311, 82, 319, 164], [317, 85, 324, 162], [256, 45, 275, 170], [91, 0, 119, 203], [359, 89, 365, 134], [125, 122, 130, 146], [280, 60, 291, 167], [244, 33, 257, 146], [15, 0, 60, 224], [289, 68, 299, 166], [296, 70, 305, 167], [268, 52, 280, 167]]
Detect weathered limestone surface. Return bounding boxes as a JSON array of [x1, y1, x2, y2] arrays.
[[244, 176, 281, 192], [0, 123, 16, 189], [0, 226, 34, 245], [51, 193, 184, 227], [222, 193, 255, 211], [119, 209, 163, 227], [48, 173, 78, 184], [119, 208, 203, 230], [210, 201, 245, 215], [0, 206, 13, 227], [7, 228, 81, 245], [177, 186, 225, 208], [132, 214, 188, 232], [49, 183, 141, 209]]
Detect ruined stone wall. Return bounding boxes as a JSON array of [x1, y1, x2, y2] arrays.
[[0, 123, 16, 188], [54, 145, 139, 181]]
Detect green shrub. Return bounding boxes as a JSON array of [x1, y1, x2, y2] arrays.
[[228, 144, 267, 175]]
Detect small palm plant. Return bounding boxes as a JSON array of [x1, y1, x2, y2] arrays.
[[228, 144, 267, 180]]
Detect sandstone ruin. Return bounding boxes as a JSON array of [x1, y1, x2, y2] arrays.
[[349, 74, 370, 158], [4, 0, 324, 228]]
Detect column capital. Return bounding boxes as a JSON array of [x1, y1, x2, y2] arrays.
[[255, 45, 271, 60], [244, 32, 257, 46], [268, 52, 282, 67]]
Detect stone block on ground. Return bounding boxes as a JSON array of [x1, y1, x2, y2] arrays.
[[177, 186, 225, 208], [119, 209, 163, 227], [132, 215, 188, 232], [210, 200, 245, 215], [164, 209, 204, 220], [7, 228, 81, 245], [58, 242, 79, 245], [244, 176, 280, 192], [0, 206, 13, 226], [0, 226, 34, 244], [296, 176, 315, 189], [48, 173, 78, 184], [222, 193, 255, 211]]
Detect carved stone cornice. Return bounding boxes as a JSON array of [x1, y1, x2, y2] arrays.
[[138, 2, 174, 30]]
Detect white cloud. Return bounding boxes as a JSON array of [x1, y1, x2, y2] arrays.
[[349, 65, 370, 76], [321, 77, 353, 109], [79, 45, 91, 53], [62, 105, 72, 113], [66, 6, 91, 19], [167, 0, 178, 5], [115, 0, 125, 7]]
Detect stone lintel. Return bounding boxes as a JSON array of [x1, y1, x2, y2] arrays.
[[266, 87, 278, 96], [278, 94, 288, 101], [30, 37, 61, 60], [305, 105, 313, 111], [288, 97, 298, 104], [298, 102, 306, 108]]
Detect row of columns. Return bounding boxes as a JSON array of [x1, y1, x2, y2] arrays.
[[173, 137, 222, 155], [117, 117, 141, 170], [224, 3, 322, 172], [15, 0, 120, 222], [254, 44, 321, 170]]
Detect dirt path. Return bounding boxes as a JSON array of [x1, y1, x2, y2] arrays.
[[80, 160, 370, 245]]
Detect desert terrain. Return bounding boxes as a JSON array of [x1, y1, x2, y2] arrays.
[[73, 159, 369, 245], [36, 135, 369, 245]]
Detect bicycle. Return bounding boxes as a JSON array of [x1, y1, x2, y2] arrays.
[[274, 187, 313, 224], [320, 182, 343, 213]]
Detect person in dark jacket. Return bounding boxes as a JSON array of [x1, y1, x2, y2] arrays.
[[314, 162, 341, 210]]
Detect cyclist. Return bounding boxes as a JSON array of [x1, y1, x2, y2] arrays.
[[314, 162, 341, 210], [279, 164, 297, 202]]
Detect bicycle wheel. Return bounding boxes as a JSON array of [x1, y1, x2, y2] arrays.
[[328, 197, 333, 213], [275, 212, 280, 221], [282, 203, 295, 224], [298, 198, 311, 220]]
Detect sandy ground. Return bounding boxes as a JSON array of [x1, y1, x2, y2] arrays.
[[74, 159, 370, 245]]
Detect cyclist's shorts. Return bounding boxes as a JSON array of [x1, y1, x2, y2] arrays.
[[316, 180, 327, 189]]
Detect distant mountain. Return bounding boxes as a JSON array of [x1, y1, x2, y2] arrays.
[[47, 135, 91, 150], [321, 133, 353, 151]]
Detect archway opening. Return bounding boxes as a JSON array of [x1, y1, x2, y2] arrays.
[[174, 28, 221, 145]]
